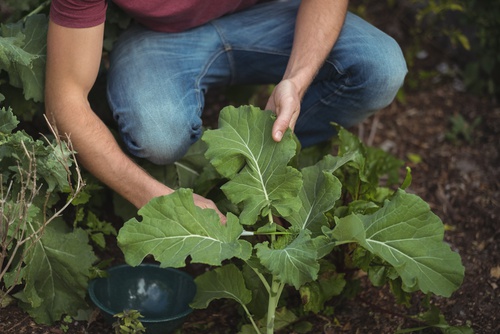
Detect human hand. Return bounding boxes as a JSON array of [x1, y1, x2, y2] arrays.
[[265, 79, 302, 142], [192, 193, 227, 224]]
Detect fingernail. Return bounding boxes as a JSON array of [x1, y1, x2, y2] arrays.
[[275, 131, 283, 141]]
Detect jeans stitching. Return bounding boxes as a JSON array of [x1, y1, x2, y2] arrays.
[[297, 83, 346, 133], [209, 22, 236, 85]]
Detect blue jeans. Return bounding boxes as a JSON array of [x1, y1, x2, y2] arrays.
[[107, 0, 407, 165]]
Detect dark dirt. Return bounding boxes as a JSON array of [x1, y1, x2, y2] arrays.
[[1, 3, 499, 334]]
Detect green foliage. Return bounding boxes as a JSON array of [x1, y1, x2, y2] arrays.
[[352, 0, 499, 98], [329, 189, 464, 297], [74, 209, 117, 249], [117, 106, 465, 334], [299, 261, 346, 313], [461, 0, 500, 97], [14, 223, 96, 323], [0, 1, 49, 123], [256, 230, 319, 290], [0, 1, 475, 332], [59, 314, 73, 333], [402, 0, 469, 91], [191, 264, 252, 309], [396, 300, 474, 334], [411, 0, 469, 49], [0, 14, 48, 104], [118, 190, 251, 267], [113, 309, 146, 334], [445, 113, 482, 144], [1, 0, 49, 23], [203, 106, 302, 225], [103, 3, 132, 52], [1, 107, 98, 324], [412, 0, 500, 98]]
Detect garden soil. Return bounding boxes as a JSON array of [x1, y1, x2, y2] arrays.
[[1, 5, 499, 333]]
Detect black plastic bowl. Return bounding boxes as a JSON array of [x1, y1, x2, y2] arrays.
[[88, 263, 196, 334]]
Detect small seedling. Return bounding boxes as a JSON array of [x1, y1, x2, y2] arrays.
[[113, 309, 146, 334], [445, 114, 482, 144], [59, 315, 73, 333]]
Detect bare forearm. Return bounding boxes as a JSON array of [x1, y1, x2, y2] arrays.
[[46, 98, 224, 219], [267, 0, 348, 141], [45, 21, 172, 208], [45, 21, 224, 219], [45, 97, 173, 208], [284, 0, 348, 97]]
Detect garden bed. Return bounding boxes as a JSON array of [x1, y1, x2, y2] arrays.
[[1, 81, 498, 334]]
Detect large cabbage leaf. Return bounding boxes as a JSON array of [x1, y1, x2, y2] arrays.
[[117, 189, 252, 267], [191, 264, 252, 309], [255, 230, 319, 289], [329, 189, 465, 297], [15, 223, 97, 324], [203, 105, 302, 225], [283, 155, 343, 235]]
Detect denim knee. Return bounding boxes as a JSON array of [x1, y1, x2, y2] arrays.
[[120, 115, 203, 166], [352, 36, 407, 110], [296, 30, 407, 147]]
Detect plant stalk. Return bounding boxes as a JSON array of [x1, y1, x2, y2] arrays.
[[266, 278, 284, 334], [23, 0, 51, 22], [241, 303, 262, 334]]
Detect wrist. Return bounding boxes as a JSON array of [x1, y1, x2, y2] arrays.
[[282, 74, 312, 101], [130, 179, 175, 209]]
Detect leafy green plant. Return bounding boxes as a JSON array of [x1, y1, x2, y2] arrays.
[[350, 0, 469, 94], [403, 0, 469, 92], [117, 105, 466, 334], [59, 314, 73, 333], [113, 309, 146, 334], [0, 12, 48, 106], [0, 107, 97, 324], [411, 0, 469, 49], [445, 113, 482, 144], [0, 2, 126, 325], [75, 209, 117, 249], [461, 0, 500, 97], [396, 298, 473, 334]]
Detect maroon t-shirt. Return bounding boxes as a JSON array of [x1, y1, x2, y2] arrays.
[[50, 0, 260, 32]]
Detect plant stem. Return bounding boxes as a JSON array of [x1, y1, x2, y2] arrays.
[[23, 0, 51, 22], [252, 267, 271, 294], [253, 231, 291, 236], [266, 278, 284, 334], [241, 303, 262, 334]]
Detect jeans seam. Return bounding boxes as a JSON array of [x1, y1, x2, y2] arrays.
[[209, 22, 236, 85], [325, 59, 351, 86], [298, 84, 345, 130]]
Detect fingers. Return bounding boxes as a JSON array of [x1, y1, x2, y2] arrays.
[[265, 97, 275, 112], [266, 81, 301, 142], [272, 109, 295, 142], [193, 194, 227, 224], [272, 105, 299, 142], [217, 211, 227, 225]]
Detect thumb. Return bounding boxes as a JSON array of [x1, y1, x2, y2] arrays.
[[272, 111, 288, 142]]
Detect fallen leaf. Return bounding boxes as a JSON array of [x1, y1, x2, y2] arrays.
[[490, 266, 500, 279]]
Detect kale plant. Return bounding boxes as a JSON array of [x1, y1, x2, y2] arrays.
[[117, 105, 465, 334]]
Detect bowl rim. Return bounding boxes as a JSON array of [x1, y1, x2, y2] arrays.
[[88, 263, 196, 323]]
